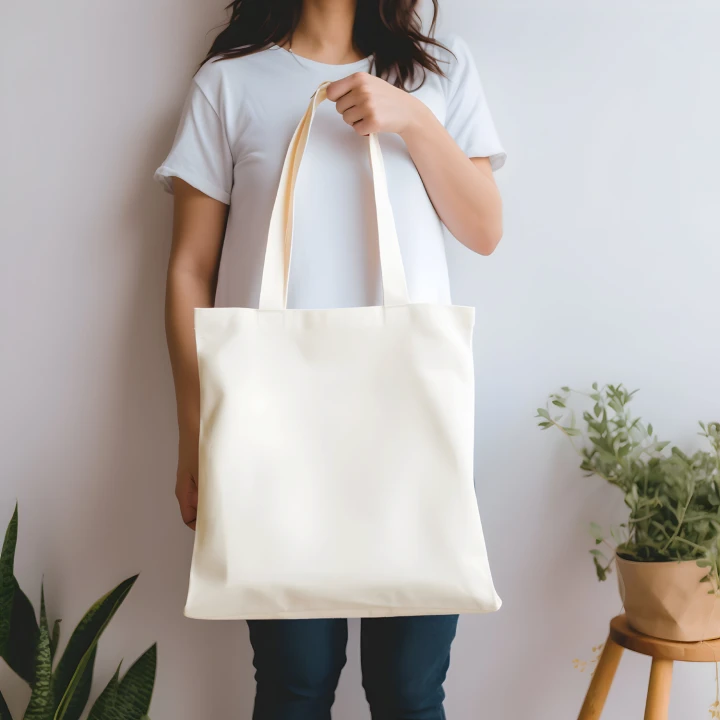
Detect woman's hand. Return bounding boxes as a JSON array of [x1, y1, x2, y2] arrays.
[[326, 73, 427, 137], [327, 73, 503, 255], [176, 437, 199, 530]]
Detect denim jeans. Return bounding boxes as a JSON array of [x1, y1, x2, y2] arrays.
[[247, 615, 459, 720]]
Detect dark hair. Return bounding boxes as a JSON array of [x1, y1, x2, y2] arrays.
[[203, 0, 449, 90]]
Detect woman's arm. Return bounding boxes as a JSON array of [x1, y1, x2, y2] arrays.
[[326, 73, 503, 255], [399, 116, 502, 255], [165, 178, 228, 529]]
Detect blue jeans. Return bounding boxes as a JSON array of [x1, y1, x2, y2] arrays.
[[247, 615, 459, 720]]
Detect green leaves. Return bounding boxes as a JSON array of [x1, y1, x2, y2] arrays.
[[87, 645, 157, 720], [24, 588, 53, 720], [536, 393, 582, 438], [57, 647, 96, 720], [52, 576, 138, 720], [49, 621, 61, 665], [0, 504, 39, 684], [115, 645, 156, 719], [0, 506, 19, 650], [536, 407, 554, 430], [87, 666, 119, 720], [593, 555, 610, 581], [538, 385, 720, 585], [0, 508, 155, 720]]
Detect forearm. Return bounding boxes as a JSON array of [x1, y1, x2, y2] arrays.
[[400, 101, 503, 255], [165, 267, 214, 444]]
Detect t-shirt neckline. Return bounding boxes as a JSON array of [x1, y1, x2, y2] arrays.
[[270, 45, 371, 71]]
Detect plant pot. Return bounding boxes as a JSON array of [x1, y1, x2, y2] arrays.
[[616, 554, 720, 642]]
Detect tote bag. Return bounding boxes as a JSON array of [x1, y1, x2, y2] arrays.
[[187, 82, 502, 620]]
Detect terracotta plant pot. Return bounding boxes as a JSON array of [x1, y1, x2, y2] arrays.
[[616, 554, 720, 642]]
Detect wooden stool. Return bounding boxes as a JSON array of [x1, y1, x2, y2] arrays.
[[578, 614, 720, 720]]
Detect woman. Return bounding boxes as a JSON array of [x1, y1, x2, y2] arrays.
[[155, 0, 505, 717]]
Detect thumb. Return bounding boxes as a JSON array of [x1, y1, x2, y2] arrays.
[[325, 74, 354, 102]]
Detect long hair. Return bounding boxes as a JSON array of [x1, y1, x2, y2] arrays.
[[203, 0, 449, 89]]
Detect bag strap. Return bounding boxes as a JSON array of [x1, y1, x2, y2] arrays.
[[258, 82, 410, 311]]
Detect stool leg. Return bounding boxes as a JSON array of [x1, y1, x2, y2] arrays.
[[577, 637, 624, 720], [644, 658, 673, 720]]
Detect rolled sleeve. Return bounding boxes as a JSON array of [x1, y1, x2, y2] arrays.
[[443, 36, 506, 171], [153, 80, 233, 204]]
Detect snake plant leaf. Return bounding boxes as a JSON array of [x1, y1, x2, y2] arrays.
[[5, 579, 39, 685], [0, 504, 39, 684], [87, 664, 120, 720], [52, 575, 138, 720], [49, 620, 61, 664], [24, 587, 53, 720], [0, 688, 13, 720], [114, 644, 157, 719], [57, 647, 96, 720], [0, 504, 20, 649]]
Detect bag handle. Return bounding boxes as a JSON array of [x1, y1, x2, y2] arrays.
[[258, 82, 410, 311]]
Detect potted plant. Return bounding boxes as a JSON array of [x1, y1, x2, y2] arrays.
[[0, 505, 156, 719], [537, 384, 720, 642]]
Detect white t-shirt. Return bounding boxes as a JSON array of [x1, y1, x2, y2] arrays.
[[154, 36, 505, 309]]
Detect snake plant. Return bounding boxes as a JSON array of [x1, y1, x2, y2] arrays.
[[0, 505, 156, 720]]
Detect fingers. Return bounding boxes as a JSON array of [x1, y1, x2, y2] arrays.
[[326, 73, 379, 136], [341, 105, 365, 127], [176, 470, 198, 531], [350, 119, 372, 137], [326, 72, 367, 102], [340, 106, 374, 136], [179, 499, 197, 531], [334, 92, 357, 115]]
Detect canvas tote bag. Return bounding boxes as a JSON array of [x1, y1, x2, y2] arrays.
[[187, 82, 502, 620]]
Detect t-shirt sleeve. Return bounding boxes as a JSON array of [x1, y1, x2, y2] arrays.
[[153, 80, 233, 204], [442, 36, 506, 171]]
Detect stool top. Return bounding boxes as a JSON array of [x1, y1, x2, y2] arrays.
[[610, 615, 720, 662]]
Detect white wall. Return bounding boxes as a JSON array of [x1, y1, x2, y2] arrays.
[[1, 0, 719, 718]]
